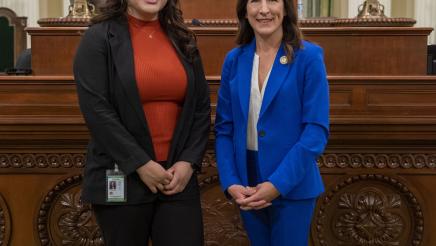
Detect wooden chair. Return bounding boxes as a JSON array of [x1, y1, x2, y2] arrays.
[[0, 7, 27, 73]]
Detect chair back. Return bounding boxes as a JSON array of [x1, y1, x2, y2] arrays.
[[0, 7, 27, 73]]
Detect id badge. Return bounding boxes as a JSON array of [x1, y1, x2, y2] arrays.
[[106, 164, 127, 203]]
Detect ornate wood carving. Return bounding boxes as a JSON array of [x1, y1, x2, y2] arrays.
[[183, 17, 416, 27], [38, 18, 91, 27], [34, 152, 248, 246], [0, 194, 11, 246], [313, 174, 424, 246], [319, 153, 436, 169], [37, 175, 103, 245], [199, 150, 249, 245], [2, 152, 435, 170], [200, 175, 248, 246], [0, 154, 85, 169], [333, 17, 416, 27]]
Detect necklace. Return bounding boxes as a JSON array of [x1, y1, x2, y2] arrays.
[[147, 30, 156, 39]]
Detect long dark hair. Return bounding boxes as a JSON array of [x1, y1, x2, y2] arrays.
[[236, 0, 302, 61], [92, 0, 197, 60]]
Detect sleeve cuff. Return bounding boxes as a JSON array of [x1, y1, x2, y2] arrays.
[[268, 173, 292, 197], [118, 152, 152, 175]]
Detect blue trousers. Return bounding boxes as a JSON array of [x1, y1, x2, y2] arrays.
[[242, 150, 316, 246]]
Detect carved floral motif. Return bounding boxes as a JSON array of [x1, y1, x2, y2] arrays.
[[314, 174, 424, 246], [334, 189, 403, 245], [58, 193, 103, 245], [37, 175, 103, 245]]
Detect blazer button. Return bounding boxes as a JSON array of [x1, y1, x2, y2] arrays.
[[258, 130, 266, 137]]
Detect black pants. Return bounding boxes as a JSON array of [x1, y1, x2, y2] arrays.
[[93, 197, 204, 246]]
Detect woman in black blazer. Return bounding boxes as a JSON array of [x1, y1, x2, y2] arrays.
[[73, 0, 210, 245]]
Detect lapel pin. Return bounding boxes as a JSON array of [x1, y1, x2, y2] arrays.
[[280, 56, 288, 65]]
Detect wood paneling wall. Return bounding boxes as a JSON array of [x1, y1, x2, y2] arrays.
[[1, 74, 436, 245]]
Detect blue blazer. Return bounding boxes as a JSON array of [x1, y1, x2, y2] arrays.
[[215, 39, 329, 200]]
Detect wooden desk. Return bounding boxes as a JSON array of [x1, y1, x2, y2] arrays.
[[1, 74, 436, 245], [27, 26, 432, 77]]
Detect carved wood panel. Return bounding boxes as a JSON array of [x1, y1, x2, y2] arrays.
[[313, 174, 424, 246], [37, 175, 103, 246], [34, 151, 250, 246], [0, 193, 11, 246]]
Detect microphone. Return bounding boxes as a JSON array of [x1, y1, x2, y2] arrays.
[[191, 18, 203, 26]]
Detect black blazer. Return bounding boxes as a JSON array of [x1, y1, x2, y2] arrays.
[[73, 15, 211, 204]]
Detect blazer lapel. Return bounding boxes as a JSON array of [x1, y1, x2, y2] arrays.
[[166, 37, 195, 164], [108, 17, 148, 126], [108, 16, 156, 158], [237, 40, 256, 121], [259, 44, 292, 118]]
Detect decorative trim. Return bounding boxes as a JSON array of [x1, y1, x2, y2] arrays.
[[0, 194, 11, 246], [334, 17, 416, 27], [319, 153, 436, 169], [38, 17, 91, 27], [1, 153, 435, 170], [0, 154, 85, 168], [314, 174, 424, 246], [37, 175, 103, 245], [184, 17, 416, 27], [37, 17, 416, 28], [184, 19, 238, 27]]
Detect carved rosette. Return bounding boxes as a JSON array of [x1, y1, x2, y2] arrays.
[[318, 153, 436, 169], [0, 154, 85, 168], [37, 175, 103, 245], [0, 194, 11, 246], [313, 174, 424, 246]]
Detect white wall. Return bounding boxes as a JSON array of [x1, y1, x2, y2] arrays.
[[0, 0, 71, 47], [414, 0, 436, 44], [0, 0, 39, 28], [0, 0, 39, 47]]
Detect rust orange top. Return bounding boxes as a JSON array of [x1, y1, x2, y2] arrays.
[[128, 14, 187, 161]]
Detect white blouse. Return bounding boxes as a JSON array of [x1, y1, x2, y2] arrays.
[[247, 54, 273, 151]]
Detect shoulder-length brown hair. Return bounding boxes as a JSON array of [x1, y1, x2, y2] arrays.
[[92, 0, 197, 60], [236, 0, 302, 61]]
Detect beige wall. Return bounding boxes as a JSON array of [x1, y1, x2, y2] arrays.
[[39, 0, 65, 18], [1, 0, 434, 45], [330, 0, 434, 44], [330, 0, 419, 19], [391, 0, 415, 18], [331, 0, 348, 18]]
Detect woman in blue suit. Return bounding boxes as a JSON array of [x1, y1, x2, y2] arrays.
[[215, 0, 329, 245]]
